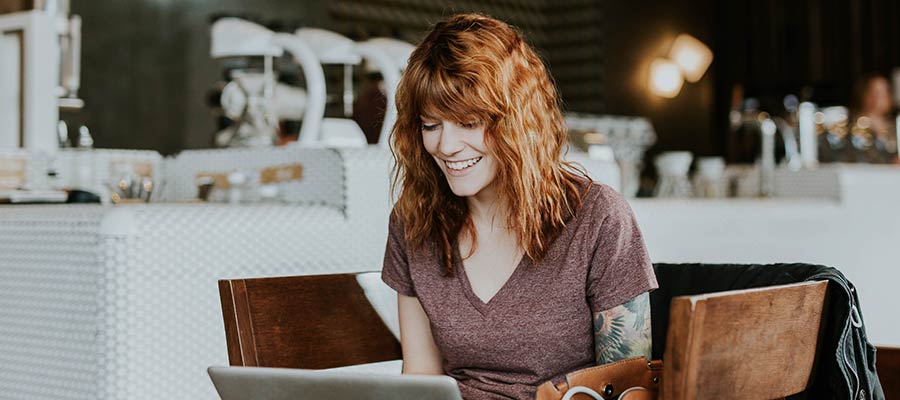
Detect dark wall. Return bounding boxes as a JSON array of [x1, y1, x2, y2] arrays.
[[68, 0, 678, 155], [714, 0, 900, 162], [600, 0, 717, 159]]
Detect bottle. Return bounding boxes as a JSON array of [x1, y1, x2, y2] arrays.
[[74, 125, 94, 191], [693, 157, 726, 198]]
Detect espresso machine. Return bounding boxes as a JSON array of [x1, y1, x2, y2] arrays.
[[209, 17, 308, 147], [0, 0, 82, 152], [209, 18, 414, 148]]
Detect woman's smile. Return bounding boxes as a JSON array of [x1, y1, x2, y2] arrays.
[[443, 156, 484, 176]]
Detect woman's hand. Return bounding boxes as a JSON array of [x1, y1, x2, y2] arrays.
[[397, 293, 444, 375], [593, 292, 652, 365]]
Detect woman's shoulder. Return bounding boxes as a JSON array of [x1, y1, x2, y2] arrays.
[[581, 180, 630, 211], [573, 180, 637, 228], [386, 206, 432, 252], [387, 206, 410, 238]]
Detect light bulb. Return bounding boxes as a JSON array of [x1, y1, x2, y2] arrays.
[[669, 34, 713, 83], [649, 58, 684, 98]]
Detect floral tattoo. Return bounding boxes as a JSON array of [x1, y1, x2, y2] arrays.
[[593, 292, 652, 364]]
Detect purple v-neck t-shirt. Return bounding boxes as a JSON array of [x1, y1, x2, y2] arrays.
[[381, 182, 658, 400]]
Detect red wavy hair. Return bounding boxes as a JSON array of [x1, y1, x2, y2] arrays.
[[390, 13, 587, 275]]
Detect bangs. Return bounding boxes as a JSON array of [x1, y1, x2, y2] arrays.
[[408, 63, 499, 123]]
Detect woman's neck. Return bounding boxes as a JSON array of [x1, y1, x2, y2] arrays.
[[466, 183, 507, 231], [462, 184, 519, 258]]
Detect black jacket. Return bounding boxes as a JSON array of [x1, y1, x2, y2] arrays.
[[650, 263, 884, 399]]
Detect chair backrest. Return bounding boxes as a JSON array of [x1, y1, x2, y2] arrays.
[[218, 273, 402, 369], [661, 280, 829, 399]]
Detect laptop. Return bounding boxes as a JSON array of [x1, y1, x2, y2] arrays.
[[208, 366, 463, 400]]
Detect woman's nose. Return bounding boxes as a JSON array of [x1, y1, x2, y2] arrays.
[[438, 124, 465, 156]]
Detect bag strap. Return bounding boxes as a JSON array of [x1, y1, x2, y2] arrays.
[[561, 386, 605, 400], [535, 358, 662, 400]]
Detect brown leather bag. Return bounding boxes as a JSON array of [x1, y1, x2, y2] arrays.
[[535, 357, 662, 400]]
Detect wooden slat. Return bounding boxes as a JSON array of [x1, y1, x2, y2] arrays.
[[217, 280, 241, 365], [662, 295, 698, 399], [233, 280, 260, 366], [217, 273, 402, 370], [218, 279, 260, 366], [877, 346, 900, 399], [662, 280, 829, 400]]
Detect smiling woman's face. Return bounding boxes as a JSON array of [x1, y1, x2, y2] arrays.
[[421, 117, 498, 199]]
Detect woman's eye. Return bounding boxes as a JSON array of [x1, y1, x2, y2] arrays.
[[460, 121, 480, 129], [421, 123, 440, 132]]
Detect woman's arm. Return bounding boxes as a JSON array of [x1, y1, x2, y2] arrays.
[[397, 293, 444, 375], [593, 292, 652, 365]]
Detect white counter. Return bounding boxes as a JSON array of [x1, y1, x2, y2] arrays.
[[632, 164, 900, 346], [0, 148, 398, 400]]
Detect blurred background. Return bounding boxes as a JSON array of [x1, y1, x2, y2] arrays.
[[0, 1, 898, 399], [56, 0, 900, 158]]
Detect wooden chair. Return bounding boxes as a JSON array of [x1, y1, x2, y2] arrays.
[[661, 280, 829, 399], [218, 273, 401, 369], [217, 272, 854, 398]]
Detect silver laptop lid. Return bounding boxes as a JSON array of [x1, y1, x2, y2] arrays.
[[208, 366, 463, 400]]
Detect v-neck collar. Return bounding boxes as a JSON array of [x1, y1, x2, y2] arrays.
[[453, 245, 531, 316]]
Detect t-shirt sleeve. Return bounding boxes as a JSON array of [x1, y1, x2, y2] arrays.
[[586, 186, 658, 312], [381, 210, 417, 297]]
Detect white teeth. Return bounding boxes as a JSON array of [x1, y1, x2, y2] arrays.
[[446, 157, 482, 171]]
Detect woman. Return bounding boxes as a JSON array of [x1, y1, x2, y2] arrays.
[[852, 73, 899, 163], [381, 14, 658, 400]]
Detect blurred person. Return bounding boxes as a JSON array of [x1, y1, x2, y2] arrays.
[[853, 73, 899, 163], [382, 14, 658, 400], [352, 72, 388, 144]]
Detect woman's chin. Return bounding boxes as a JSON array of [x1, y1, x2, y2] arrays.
[[446, 180, 482, 198], [446, 177, 497, 199], [448, 185, 479, 198]]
